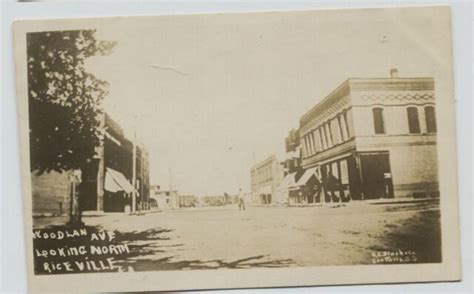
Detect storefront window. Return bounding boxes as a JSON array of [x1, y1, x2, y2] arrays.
[[340, 159, 349, 184], [331, 162, 339, 179]]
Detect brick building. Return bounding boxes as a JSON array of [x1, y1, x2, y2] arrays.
[[296, 69, 438, 202], [31, 113, 150, 215]]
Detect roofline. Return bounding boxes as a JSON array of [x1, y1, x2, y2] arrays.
[[299, 76, 435, 127], [299, 79, 350, 126], [250, 154, 278, 170]]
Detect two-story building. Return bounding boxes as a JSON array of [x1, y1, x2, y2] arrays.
[[298, 69, 438, 202], [31, 113, 150, 215], [250, 155, 285, 204]]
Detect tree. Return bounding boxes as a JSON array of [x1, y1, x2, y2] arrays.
[[27, 30, 116, 226]]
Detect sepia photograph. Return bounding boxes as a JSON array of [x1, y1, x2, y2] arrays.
[[13, 5, 461, 292]]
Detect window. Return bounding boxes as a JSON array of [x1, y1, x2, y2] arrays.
[[407, 107, 421, 134], [343, 111, 351, 138], [314, 129, 322, 152], [337, 115, 345, 142], [340, 159, 349, 184], [331, 162, 339, 179], [319, 128, 327, 150], [325, 123, 333, 147], [425, 106, 437, 133], [372, 108, 385, 134], [309, 132, 315, 155], [331, 120, 340, 145], [303, 135, 310, 157]]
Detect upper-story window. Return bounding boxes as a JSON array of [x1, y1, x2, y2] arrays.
[[309, 132, 315, 155], [425, 106, 437, 133], [313, 129, 322, 152], [337, 113, 350, 142], [343, 111, 351, 138], [303, 135, 309, 157], [407, 107, 421, 134], [325, 123, 333, 147], [372, 107, 385, 134], [319, 127, 327, 150], [337, 115, 345, 142]]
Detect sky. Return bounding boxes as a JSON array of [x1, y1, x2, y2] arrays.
[[83, 7, 451, 196]]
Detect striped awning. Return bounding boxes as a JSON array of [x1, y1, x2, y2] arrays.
[[281, 172, 297, 189], [104, 167, 136, 194], [296, 166, 319, 186]]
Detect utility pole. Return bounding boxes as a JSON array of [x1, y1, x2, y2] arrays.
[[169, 167, 173, 208], [131, 115, 137, 214], [96, 112, 106, 212]]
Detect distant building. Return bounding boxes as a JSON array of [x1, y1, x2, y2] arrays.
[[149, 185, 179, 210], [201, 195, 226, 206], [250, 155, 285, 205], [297, 69, 438, 202], [179, 195, 198, 208], [31, 113, 150, 215]]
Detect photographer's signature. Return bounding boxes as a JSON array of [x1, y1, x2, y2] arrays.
[[371, 250, 418, 264]]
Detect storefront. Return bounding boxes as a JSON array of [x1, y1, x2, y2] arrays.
[[259, 185, 272, 204], [103, 167, 137, 212], [310, 151, 394, 203], [295, 166, 321, 203], [280, 172, 298, 205]]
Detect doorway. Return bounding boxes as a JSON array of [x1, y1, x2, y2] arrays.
[[359, 152, 394, 199]]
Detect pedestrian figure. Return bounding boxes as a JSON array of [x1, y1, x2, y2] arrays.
[[238, 188, 246, 210]]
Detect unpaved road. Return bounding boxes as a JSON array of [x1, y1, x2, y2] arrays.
[[34, 200, 441, 271]]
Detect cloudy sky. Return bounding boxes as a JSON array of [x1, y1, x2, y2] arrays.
[[84, 7, 451, 196]]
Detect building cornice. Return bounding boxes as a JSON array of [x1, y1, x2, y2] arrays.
[[302, 138, 356, 168], [349, 78, 434, 92], [299, 77, 435, 128]]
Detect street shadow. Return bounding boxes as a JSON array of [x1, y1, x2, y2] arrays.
[[117, 254, 295, 271], [368, 209, 442, 263], [114, 228, 174, 241], [112, 227, 295, 271], [33, 225, 295, 274]]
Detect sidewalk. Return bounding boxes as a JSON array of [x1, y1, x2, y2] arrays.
[[283, 197, 439, 208]]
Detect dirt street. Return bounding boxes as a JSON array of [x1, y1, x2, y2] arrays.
[[33, 200, 441, 271]]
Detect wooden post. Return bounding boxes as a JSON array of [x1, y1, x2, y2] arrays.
[[68, 170, 82, 226], [96, 145, 105, 212]]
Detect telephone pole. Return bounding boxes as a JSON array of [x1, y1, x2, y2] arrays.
[[131, 114, 138, 213]]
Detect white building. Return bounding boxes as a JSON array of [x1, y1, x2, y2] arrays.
[[149, 185, 179, 210], [250, 155, 285, 205]]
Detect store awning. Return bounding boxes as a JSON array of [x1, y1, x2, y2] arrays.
[[104, 167, 136, 194], [280, 172, 297, 189], [296, 166, 319, 186]]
